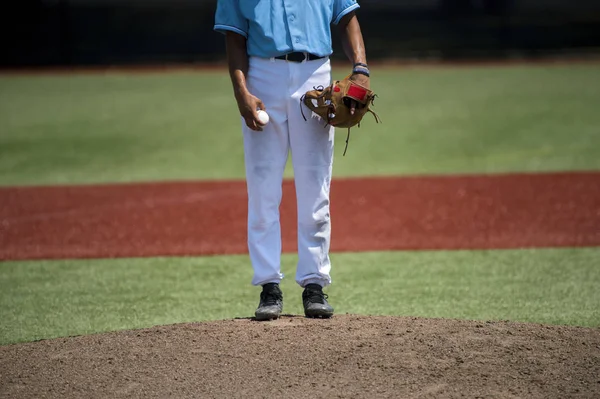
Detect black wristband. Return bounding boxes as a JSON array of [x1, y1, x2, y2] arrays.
[[354, 62, 369, 68], [352, 69, 371, 77], [352, 68, 370, 77]]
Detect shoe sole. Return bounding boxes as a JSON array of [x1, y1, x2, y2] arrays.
[[305, 314, 333, 319], [255, 313, 281, 321], [304, 310, 334, 319]]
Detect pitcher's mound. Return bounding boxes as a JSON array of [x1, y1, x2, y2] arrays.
[[1, 315, 599, 398]]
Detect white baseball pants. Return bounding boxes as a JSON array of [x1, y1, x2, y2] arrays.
[[243, 56, 334, 288]]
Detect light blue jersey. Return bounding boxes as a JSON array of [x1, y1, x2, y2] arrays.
[[214, 0, 359, 58]]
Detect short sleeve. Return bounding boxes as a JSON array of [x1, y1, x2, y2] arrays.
[[332, 0, 360, 25], [214, 0, 248, 38]]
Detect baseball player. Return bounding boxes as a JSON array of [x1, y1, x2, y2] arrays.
[[214, 0, 371, 320]]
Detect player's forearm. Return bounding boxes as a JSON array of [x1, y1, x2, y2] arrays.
[[225, 32, 251, 99], [338, 12, 367, 66]]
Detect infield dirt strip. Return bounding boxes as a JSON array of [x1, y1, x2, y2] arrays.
[[0, 171, 599, 260]]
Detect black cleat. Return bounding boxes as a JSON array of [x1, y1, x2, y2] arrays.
[[302, 283, 334, 318], [255, 283, 283, 321]]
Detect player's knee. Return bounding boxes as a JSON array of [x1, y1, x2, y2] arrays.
[[298, 198, 330, 226], [248, 201, 281, 227]]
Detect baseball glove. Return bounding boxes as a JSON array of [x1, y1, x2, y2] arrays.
[[301, 75, 380, 155]]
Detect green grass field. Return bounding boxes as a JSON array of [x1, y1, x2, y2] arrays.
[[1, 64, 599, 345], [1, 249, 599, 345], [1, 64, 599, 186]]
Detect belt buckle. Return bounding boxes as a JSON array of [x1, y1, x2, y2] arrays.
[[287, 52, 307, 63]]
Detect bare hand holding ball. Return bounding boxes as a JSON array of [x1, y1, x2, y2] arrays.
[[256, 110, 270, 126]]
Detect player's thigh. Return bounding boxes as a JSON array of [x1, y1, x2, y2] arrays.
[[289, 59, 334, 168], [244, 58, 290, 168]]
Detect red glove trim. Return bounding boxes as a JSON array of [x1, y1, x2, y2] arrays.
[[347, 84, 368, 102]]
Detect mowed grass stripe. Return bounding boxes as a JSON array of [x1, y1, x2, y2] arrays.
[[1, 64, 599, 186], [1, 248, 598, 345]]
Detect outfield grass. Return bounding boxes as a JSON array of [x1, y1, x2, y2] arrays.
[[1, 248, 598, 345], [1, 64, 599, 186]]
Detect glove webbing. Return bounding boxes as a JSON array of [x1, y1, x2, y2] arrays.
[[300, 85, 352, 157]]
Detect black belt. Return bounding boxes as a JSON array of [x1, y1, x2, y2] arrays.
[[274, 52, 326, 62]]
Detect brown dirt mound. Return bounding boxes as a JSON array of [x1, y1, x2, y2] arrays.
[[1, 315, 599, 398]]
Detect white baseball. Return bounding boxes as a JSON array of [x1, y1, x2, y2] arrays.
[[257, 110, 270, 125]]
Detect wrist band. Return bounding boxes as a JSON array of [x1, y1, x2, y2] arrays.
[[352, 68, 370, 77], [352, 64, 370, 77]]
